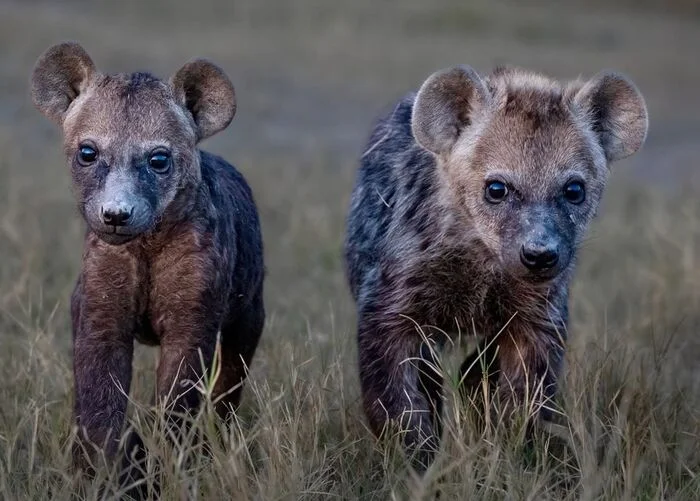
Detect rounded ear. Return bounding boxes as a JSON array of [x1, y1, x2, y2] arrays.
[[170, 59, 236, 142], [573, 71, 648, 162], [30, 42, 96, 125], [411, 65, 491, 156]]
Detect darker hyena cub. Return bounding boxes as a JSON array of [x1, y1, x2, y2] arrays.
[[31, 43, 264, 471], [344, 65, 648, 469]]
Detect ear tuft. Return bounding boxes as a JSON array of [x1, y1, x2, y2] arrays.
[[170, 59, 236, 142], [574, 71, 648, 162], [30, 42, 96, 125], [411, 65, 491, 156]]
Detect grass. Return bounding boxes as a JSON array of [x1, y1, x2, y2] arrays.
[[0, 163, 698, 500], [1, 0, 699, 499]]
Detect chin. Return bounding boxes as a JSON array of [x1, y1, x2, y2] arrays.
[[524, 271, 560, 284], [503, 262, 563, 284], [92, 228, 142, 245]]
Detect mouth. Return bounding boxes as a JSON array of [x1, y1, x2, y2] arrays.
[[524, 269, 560, 284], [93, 226, 140, 244], [521, 257, 573, 283]]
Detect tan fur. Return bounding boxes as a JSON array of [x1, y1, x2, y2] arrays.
[[30, 42, 264, 494], [346, 64, 648, 471]]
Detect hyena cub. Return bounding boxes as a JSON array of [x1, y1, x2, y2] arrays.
[[31, 43, 265, 470], [344, 65, 648, 468]]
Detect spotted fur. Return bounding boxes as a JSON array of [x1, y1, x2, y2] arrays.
[[344, 65, 648, 470], [31, 42, 264, 483]]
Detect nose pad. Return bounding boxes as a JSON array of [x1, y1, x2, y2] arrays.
[[520, 244, 559, 271], [101, 206, 133, 227]]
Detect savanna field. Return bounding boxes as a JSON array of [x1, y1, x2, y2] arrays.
[[1, 0, 699, 499]]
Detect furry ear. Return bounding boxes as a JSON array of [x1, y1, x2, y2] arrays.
[[31, 42, 96, 125], [170, 59, 236, 142], [574, 72, 648, 162], [411, 65, 491, 156]]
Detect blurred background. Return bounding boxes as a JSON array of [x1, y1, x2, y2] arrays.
[[0, 0, 699, 498], [2, 0, 698, 331]]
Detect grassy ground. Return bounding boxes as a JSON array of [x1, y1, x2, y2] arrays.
[[0, 0, 699, 499]]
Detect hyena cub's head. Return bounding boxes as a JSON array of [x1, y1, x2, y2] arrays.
[[31, 42, 236, 245], [412, 65, 648, 282]]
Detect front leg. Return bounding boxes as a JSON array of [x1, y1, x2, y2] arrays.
[[72, 331, 134, 466], [156, 328, 217, 417], [358, 312, 443, 472], [71, 250, 138, 470], [150, 239, 224, 427], [495, 317, 566, 424]]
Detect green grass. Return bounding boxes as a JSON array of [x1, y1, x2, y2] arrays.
[[1, 0, 700, 499]]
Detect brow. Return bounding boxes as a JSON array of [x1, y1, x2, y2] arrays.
[[482, 167, 592, 187]]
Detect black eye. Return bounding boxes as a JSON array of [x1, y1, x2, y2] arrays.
[[485, 181, 508, 203], [563, 181, 585, 204], [78, 145, 98, 165], [148, 151, 171, 173]]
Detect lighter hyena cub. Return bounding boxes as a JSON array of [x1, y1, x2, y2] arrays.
[[31, 43, 264, 475], [344, 65, 648, 469]]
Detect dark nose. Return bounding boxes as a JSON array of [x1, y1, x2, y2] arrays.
[[101, 206, 133, 227], [520, 244, 559, 271]]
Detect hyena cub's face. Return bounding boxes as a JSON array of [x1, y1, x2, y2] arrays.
[[412, 66, 648, 282], [31, 42, 236, 244]]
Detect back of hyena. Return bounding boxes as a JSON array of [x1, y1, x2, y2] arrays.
[[344, 65, 648, 469], [31, 42, 265, 481]]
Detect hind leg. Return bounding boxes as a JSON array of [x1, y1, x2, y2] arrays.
[[213, 292, 264, 420]]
